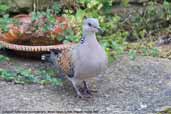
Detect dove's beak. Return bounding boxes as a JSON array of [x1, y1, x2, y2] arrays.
[[97, 27, 104, 35]]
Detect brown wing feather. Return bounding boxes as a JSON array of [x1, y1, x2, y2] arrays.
[[56, 48, 74, 77]]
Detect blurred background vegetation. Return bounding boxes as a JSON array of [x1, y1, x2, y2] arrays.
[[0, 0, 170, 61]]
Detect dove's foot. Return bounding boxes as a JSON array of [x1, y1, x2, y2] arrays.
[[71, 79, 96, 98], [76, 91, 92, 99], [79, 81, 97, 96]]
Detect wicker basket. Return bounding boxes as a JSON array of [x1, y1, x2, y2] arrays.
[[0, 40, 75, 59], [0, 14, 73, 59]]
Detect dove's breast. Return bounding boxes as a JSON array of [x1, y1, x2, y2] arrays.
[[73, 43, 108, 79]]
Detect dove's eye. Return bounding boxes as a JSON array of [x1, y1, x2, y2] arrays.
[[88, 23, 92, 27]]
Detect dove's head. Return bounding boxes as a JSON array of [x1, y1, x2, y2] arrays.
[[83, 17, 103, 35]]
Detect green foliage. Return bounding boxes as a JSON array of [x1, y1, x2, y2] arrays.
[[35, 68, 62, 86], [0, 67, 62, 86], [0, 55, 9, 62], [126, 42, 159, 60], [0, 44, 2, 49], [0, 2, 62, 39], [0, 4, 10, 15], [121, 0, 129, 7], [31, 9, 58, 33], [59, 29, 80, 43], [0, 14, 18, 33], [0, 69, 15, 81], [151, 48, 159, 57], [128, 50, 137, 60], [123, 1, 171, 41], [30, 3, 64, 40], [52, 2, 61, 15], [163, 0, 171, 20], [128, 47, 159, 61]]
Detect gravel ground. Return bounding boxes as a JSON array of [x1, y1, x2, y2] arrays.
[[0, 56, 171, 114]]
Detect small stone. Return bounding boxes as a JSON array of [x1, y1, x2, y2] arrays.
[[104, 94, 110, 98], [39, 85, 44, 89], [166, 81, 171, 87], [74, 108, 82, 112], [139, 102, 147, 109], [106, 106, 112, 111]]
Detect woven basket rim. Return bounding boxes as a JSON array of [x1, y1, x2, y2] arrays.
[[0, 40, 75, 52]]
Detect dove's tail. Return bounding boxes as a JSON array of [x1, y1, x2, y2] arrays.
[[41, 49, 61, 64], [41, 50, 65, 79], [50, 49, 62, 55], [41, 54, 51, 63]]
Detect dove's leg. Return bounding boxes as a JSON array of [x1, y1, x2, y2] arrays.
[[67, 76, 92, 98], [70, 79, 83, 98], [81, 81, 97, 95], [83, 81, 91, 95]]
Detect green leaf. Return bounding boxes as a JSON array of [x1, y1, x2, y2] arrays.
[[0, 45, 3, 49], [20, 68, 32, 76], [128, 50, 137, 60], [0, 55, 9, 62], [63, 40, 70, 44], [0, 69, 15, 81], [76, 9, 85, 21], [50, 78, 62, 86], [0, 4, 9, 14], [52, 2, 61, 15], [121, 0, 129, 7], [150, 48, 159, 57]]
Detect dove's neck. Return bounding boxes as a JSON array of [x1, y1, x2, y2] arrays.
[[80, 32, 98, 46]]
